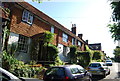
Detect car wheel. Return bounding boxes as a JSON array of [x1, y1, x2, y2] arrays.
[[102, 73, 106, 78], [108, 70, 110, 75], [89, 77, 92, 81]]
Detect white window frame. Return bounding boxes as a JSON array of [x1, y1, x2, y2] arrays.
[[51, 26, 54, 33], [22, 10, 33, 25], [62, 33, 68, 43], [18, 35, 28, 53]]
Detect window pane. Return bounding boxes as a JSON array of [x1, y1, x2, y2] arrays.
[[78, 41, 82, 46], [62, 33, 68, 42], [72, 38, 75, 45], [18, 35, 28, 53], [51, 26, 54, 33], [22, 10, 33, 25]]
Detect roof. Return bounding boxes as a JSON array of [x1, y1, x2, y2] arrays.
[[15, 1, 86, 44]]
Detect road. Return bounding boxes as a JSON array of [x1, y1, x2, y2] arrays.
[[92, 62, 120, 81]]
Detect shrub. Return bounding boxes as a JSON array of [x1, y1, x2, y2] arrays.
[[45, 44, 58, 61], [77, 51, 91, 68], [92, 51, 102, 60], [68, 45, 77, 63], [2, 51, 45, 78], [50, 56, 65, 66]]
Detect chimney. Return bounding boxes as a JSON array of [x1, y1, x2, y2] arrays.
[[78, 34, 83, 39], [86, 40, 88, 44], [71, 24, 76, 35]]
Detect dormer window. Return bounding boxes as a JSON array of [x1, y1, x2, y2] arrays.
[[22, 10, 33, 25]]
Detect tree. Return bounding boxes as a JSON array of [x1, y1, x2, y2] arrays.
[[113, 46, 120, 62], [107, 23, 120, 41], [108, 1, 120, 41]]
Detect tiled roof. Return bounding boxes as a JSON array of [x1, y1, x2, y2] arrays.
[[16, 1, 86, 44]]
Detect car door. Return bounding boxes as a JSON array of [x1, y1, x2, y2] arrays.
[[78, 67, 90, 81]]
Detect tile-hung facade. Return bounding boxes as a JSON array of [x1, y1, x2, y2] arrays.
[[2, 2, 88, 63]]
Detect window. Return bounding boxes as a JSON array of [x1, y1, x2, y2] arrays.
[[51, 26, 54, 33], [70, 68, 80, 74], [0, 72, 11, 81], [78, 41, 82, 46], [22, 10, 33, 25], [72, 38, 75, 45], [62, 33, 68, 42], [46, 68, 65, 77], [18, 35, 28, 53]]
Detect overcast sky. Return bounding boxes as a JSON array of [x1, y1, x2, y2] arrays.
[[25, 0, 118, 57]]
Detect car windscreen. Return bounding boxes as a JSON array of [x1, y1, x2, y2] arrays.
[[106, 60, 112, 62], [89, 63, 101, 67], [45, 67, 65, 77]]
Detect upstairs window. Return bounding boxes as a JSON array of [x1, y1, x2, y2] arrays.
[[51, 26, 54, 33], [18, 35, 28, 53], [78, 41, 82, 46], [62, 33, 68, 43], [22, 10, 33, 25], [72, 38, 75, 45]]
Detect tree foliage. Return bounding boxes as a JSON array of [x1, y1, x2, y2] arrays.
[[68, 45, 77, 63], [113, 46, 120, 56], [108, 1, 120, 41], [77, 51, 91, 68], [113, 46, 120, 62], [44, 44, 58, 61], [107, 23, 120, 41], [111, 2, 120, 22], [43, 31, 54, 44], [92, 51, 103, 60]]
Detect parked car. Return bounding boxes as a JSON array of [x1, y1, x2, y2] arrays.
[[87, 62, 110, 78], [105, 60, 113, 66], [0, 67, 24, 81], [43, 65, 92, 81]]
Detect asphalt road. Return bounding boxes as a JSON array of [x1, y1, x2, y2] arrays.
[[92, 62, 120, 81]]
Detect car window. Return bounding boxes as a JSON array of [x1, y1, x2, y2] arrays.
[[70, 68, 80, 74], [46, 67, 65, 77], [0, 72, 11, 81], [103, 63, 107, 66], [89, 63, 101, 67]]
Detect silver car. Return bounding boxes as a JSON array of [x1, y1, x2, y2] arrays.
[[87, 62, 110, 78], [0, 67, 23, 81]]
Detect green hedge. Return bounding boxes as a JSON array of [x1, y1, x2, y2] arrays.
[[77, 51, 91, 68]]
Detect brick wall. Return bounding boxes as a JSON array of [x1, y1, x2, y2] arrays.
[[9, 3, 86, 50]]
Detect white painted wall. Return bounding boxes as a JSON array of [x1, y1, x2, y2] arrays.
[[118, 40, 120, 47], [57, 44, 70, 62], [8, 32, 31, 63], [8, 32, 19, 44]]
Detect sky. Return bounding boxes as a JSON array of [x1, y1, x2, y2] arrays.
[[25, 0, 118, 57]]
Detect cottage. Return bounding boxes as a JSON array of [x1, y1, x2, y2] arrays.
[[1, 2, 88, 63]]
